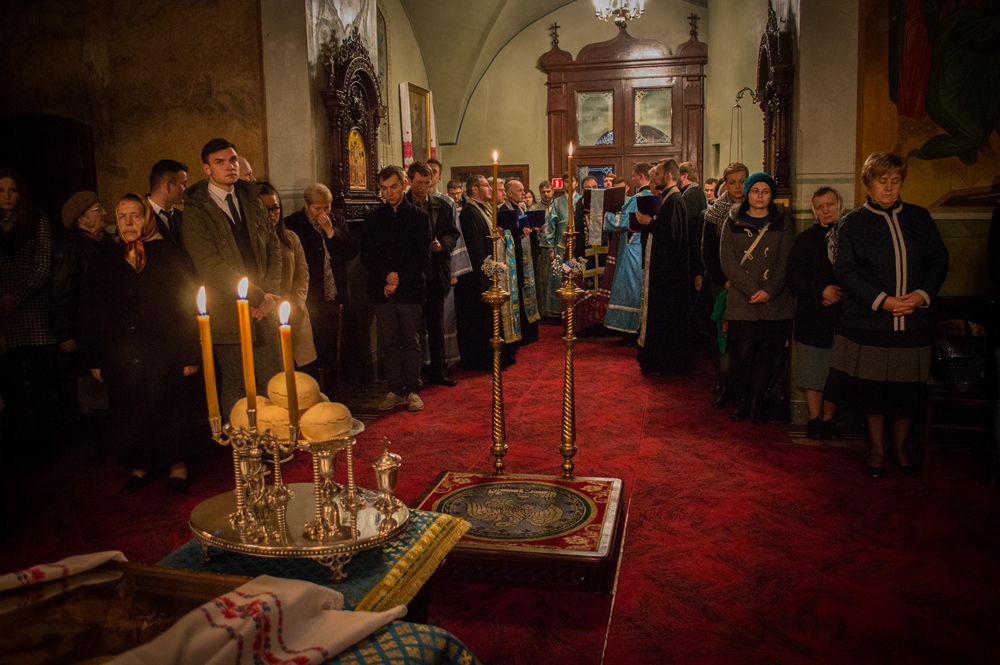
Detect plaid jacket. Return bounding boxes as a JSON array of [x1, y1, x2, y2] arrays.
[[0, 214, 56, 348]]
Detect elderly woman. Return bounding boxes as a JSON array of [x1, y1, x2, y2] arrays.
[[0, 170, 57, 448], [257, 182, 317, 370], [825, 151, 949, 478], [720, 172, 796, 424], [81, 194, 199, 496], [787, 187, 845, 440]]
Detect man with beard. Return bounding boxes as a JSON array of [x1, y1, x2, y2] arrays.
[[499, 178, 540, 345], [634, 159, 692, 375], [454, 174, 514, 370]]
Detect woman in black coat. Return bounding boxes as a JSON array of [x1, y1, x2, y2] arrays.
[[81, 194, 200, 496], [786, 187, 844, 440], [824, 152, 949, 478]]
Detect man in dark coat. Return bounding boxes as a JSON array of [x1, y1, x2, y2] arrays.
[[146, 159, 189, 259], [361, 166, 432, 412], [455, 174, 504, 371], [284, 182, 360, 383], [183, 138, 283, 417], [405, 161, 460, 386], [635, 159, 693, 375]]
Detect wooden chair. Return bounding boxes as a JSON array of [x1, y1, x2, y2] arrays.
[[919, 306, 998, 486]]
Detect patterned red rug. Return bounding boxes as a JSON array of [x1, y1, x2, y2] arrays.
[[3, 323, 1000, 664]]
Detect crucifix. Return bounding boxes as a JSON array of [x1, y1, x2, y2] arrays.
[[549, 22, 561, 47], [688, 13, 700, 38]]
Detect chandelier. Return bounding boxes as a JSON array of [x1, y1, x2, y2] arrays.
[[594, 0, 645, 28]]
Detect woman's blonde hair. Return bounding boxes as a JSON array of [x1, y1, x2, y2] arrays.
[[861, 151, 907, 189]]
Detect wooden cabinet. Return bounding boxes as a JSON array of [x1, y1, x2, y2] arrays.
[[539, 23, 707, 184]]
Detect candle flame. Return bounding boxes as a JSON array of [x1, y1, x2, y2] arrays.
[[493, 150, 498, 162], [279, 301, 291, 325], [197, 286, 207, 315], [237, 277, 249, 299], [568, 142, 574, 156]]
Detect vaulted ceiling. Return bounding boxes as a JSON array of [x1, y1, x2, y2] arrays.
[[398, 0, 574, 145]]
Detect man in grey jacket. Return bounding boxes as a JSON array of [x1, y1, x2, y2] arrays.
[[183, 138, 282, 417]]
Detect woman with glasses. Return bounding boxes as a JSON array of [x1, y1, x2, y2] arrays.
[[258, 182, 317, 371]]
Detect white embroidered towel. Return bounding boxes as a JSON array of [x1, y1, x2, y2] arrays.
[[0, 550, 127, 592], [110, 575, 407, 665]]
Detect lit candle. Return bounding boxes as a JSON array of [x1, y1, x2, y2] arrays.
[[491, 150, 499, 230], [236, 277, 256, 411], [196, 286, 220, 422], [567, 142, 575, 234], [278, 301, 299, 429]]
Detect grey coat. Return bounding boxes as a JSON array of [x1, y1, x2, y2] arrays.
[[182, 179, 281, 343], [720, 201, 795, 322]]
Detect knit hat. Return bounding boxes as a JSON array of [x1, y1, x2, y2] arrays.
[[743, 172, 778, 197], [61, 191, 101, 228]]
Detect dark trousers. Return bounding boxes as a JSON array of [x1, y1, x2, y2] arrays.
[[423, 290, 447, 378], [375, 300, 423, 397], [0, 344, 57, 449], [729, 321, 790, 402]]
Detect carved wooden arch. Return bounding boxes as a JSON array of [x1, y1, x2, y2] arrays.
[[321, 26, 384, 223], [755, 0, 794, 198]]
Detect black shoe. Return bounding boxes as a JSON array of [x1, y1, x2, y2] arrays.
[[749, 399, 768, 425], [429, 374, 458, 387], [121, 473, 155, 495], [166, 476, 189, 497], [895, 449, 918, 477], [730, 399, 748, 422], [865, 465, 884, 478], [806, 417, 823, 440], [821, 419, 841, 441]]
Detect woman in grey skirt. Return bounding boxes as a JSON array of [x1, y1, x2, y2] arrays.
[[787, 187, 845, 440], [824, 152, 949, 478]]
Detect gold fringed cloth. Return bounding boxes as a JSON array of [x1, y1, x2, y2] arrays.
[[158, 510, 470, 612], [355, 511, 469, 612]]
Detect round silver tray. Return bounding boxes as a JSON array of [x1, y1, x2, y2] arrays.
[[189, 482, 409, 580]]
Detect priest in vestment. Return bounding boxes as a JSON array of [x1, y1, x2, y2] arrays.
[[605, 164, 653, 337], [538, 175, 581, 318], [499, 178, 540, 345], [454, 174, 515, 370], [634, 159, 693, 375]]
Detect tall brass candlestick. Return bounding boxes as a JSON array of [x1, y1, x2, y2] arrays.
[[482, 149, 509, 474], [557, 142, 583, 478]]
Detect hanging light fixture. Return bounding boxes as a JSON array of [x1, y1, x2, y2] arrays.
[[593, 0, 645, 28]]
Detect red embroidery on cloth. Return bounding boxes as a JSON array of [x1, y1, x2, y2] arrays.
[[200, 591, 329, 664]]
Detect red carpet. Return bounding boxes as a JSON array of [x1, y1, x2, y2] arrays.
[[3, 323, 999, 664]]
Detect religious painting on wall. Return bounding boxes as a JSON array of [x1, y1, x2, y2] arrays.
[[348, 129, 367, 189], [634, 88, 672, 145], [858, 0, 1000, 212], [576, 91, 615, 147], [400, 82, 432, 166]]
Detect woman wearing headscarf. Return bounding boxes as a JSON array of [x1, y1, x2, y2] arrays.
[[0, 169, 57, 448], [81, 194, 199, 496], [719, 172, 796, 424], [824, 151, 949, 478]]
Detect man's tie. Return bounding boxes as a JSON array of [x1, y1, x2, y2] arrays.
[[161, 208, 173, 230], [225, 194, 242, 227]]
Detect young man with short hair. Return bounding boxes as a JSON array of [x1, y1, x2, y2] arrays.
[[183, 138, 283, 417], [147, 159, 189, 252], [361, 166, 433, 412]]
